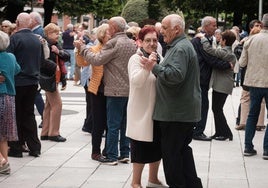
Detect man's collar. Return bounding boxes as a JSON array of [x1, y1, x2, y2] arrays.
[[166, 34, 186, 49], [32, 25, 41, 31]]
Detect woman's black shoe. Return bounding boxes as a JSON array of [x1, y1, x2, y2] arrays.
[[48, 135, 66, 142], [40, 135, 49, 140], [8, 150, 23, 158]]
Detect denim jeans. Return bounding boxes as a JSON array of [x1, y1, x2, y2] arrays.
[[245, 87, 268, 150], [64, 49, 75, 79], [193, 85, 209, 136], [106, 96, 130, 160], [35, 89, 44, 119]]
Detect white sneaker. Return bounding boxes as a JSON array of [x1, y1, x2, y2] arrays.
[[118, 156, 130, 163], [99, 157, 118, 166]]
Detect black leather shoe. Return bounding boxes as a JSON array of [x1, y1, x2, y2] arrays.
[[48, 135, 66, 142], [210, 134, 218, 139], [82, 127, 91, 133], [263, 150, 268, 160], [244, 148, 257, 156], [8, 150, 23, 158], [193, 133, 212, 141], [214, 136, 233, 141], [29, 151, 40, 157], [40, 135, 49, 140]]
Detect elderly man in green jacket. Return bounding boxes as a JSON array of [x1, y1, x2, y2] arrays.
[[142, 14, 203, 188]]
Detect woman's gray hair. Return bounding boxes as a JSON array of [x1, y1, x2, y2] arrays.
[[2, 20, 12, 27], [110, 16, 127, 32], [0, 30, 10, 51]]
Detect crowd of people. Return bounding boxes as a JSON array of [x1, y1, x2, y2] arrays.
[[1, 10, 268, 188]]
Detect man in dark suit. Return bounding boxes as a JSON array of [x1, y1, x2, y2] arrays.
[[7, 12, 42, 157], [191, 16, 231, 141]]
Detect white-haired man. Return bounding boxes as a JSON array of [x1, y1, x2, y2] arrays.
[[74, 16, 137, 165], [191, 16, 231, 141], [142, 14, 203, 188], [7, 12, 42, 158]]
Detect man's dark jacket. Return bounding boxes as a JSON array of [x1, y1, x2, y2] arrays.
[[191, 36, 231, 89]]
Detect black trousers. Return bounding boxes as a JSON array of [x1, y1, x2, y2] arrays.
[[156, 121, 203, 188], [194, 85, 209, 136], [212, 90, 232, 137], [83, 85, 93, 132], [90, 92, 107, 154], [9, 85, 41, 153]]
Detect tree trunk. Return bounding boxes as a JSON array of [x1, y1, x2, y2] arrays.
[[233, 11, 243, 27], [43, 0, 55, 27], [6, 0, 24, 22]]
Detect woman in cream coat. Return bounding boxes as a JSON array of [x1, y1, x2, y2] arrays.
[[127, 26, 166, 188]]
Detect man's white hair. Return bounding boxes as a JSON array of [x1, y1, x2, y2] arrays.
[[30, 12, 43, 25], [67, 23, 74, 29], [110, 16, 127, 32], [169, 14, 185, 30], [201, 16, 216, 28]]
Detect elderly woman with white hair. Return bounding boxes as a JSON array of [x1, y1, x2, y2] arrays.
[[1, 20, 12, 35], [0, 31, 21, 174]]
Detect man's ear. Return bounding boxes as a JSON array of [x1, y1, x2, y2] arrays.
[[221, 39, 226, 45], [175, 25, 181, 35]]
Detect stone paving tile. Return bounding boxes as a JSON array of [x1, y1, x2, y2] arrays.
[[208, 178, 248, 188], [1, 83, 268, 188]]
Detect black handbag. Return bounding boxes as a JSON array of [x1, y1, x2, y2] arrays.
[[39, 59, 57, 92], [39, 73, 56, 92], [40, 58, 57, 76]]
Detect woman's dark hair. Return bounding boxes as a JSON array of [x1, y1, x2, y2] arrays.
[[138, 25, 158, 41], [221, 30, 236, 46]]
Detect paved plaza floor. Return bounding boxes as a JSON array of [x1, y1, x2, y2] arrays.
[[0, 81, 267, 188]]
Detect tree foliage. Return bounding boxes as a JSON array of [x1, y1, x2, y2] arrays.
[[54, 0, 124, 19], [121, 0, 149, 25], [91, 0, 124, 19], [159, 0, 268, 30], [1, 0, 268, 32], [55, 0, 93, 17], [1, 0, 27, 22], [147, 0, 161, 21]]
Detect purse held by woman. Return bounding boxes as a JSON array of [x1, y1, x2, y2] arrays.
[[39, 59, 57, 92]]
